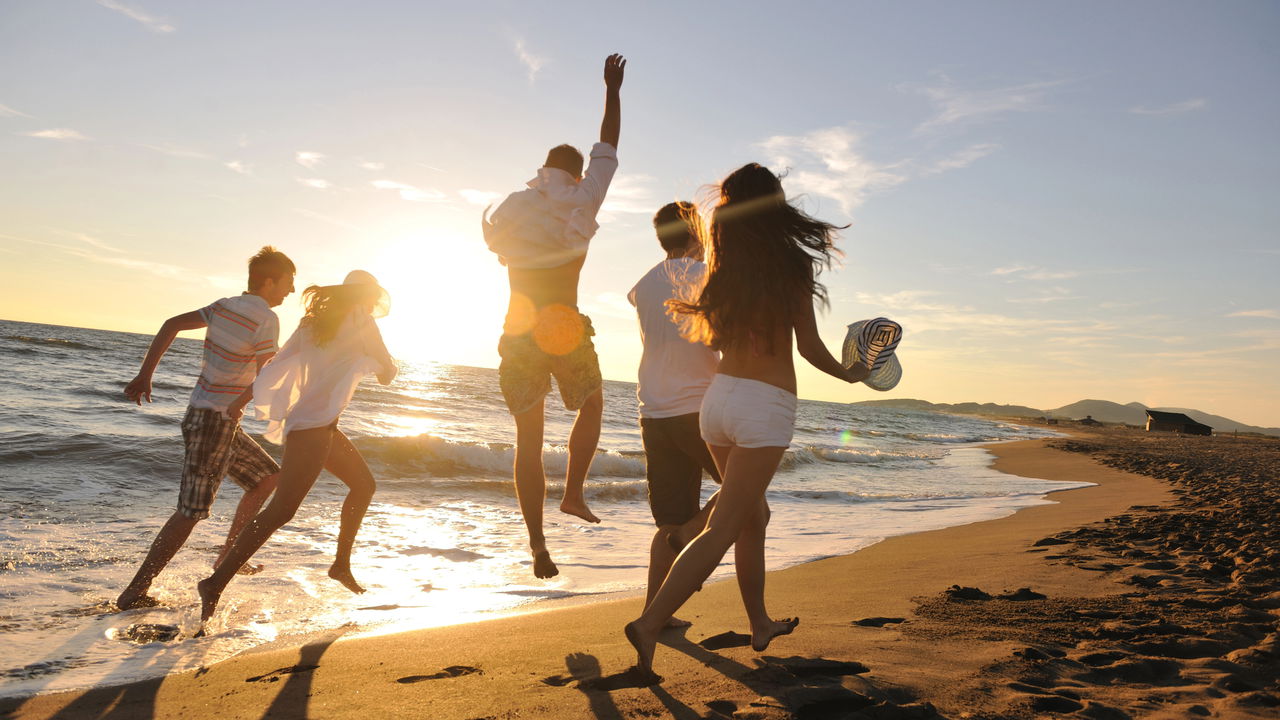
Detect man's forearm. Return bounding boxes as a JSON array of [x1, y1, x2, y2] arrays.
[[138, 323, 180, 376], [600, 87, 621, 148]]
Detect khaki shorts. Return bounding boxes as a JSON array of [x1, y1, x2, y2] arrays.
[[498, 311, 602, 416], [178, 407, 279, 519]]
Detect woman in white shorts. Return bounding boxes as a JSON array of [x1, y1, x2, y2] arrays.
[[625, 163, 871, 676]]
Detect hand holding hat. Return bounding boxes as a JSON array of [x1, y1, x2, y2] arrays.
[[842, 318, 902, 391]]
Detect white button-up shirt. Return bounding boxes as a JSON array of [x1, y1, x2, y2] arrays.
[[483, 142, 619, 269]]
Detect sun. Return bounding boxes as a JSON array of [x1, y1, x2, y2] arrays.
[[367, 229, 509, 367]]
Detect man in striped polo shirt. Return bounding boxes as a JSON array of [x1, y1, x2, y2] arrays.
[[116, 247, 296, 611]]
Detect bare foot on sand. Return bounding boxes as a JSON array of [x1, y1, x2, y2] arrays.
[[328, 564, 366, 594], [751, 616, 800, 652], [196, 577, 222, 629], [559, 498, 600, 524], [625, 620, 657, 674], [533, 549, 559, 579], [115, 590, 161, 611], [664, 616, 692, 629]]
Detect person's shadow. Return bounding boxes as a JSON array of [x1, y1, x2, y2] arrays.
[[550, 649, 699, 720], [252, 626, 353, 720]]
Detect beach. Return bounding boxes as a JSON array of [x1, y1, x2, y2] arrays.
[[5, 429, 1276, 719]]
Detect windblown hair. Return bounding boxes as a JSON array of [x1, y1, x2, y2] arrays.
[[653, 201, 701, 252], [247, 246, 296, 290], [300, 284, 380, 347], [668, 163, 844, 353], [544, 144, 584, 178]]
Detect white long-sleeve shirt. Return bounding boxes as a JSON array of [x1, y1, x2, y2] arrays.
[[482, 142, 619, 269]]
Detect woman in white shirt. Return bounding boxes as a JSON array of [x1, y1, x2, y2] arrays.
[[197, 270, 397, 631]]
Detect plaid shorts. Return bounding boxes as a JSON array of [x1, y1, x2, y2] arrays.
[[498, 312, 602, 415], [178, 407, 279, 520]]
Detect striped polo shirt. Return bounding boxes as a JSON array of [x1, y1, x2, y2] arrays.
[[188, 293, 281, 412]]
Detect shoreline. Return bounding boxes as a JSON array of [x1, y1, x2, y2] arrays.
[[2, 435, 1185, 719]]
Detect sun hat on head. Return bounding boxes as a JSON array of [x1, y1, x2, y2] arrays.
[[843, 318, 902, 392], [340, 269, 390, 318]]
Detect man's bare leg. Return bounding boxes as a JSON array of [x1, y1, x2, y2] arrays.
[[117, 510, 199, 610], [560, 388, 602, 523], [212, 474, 278, 574], [324, 430, 376, 594], [735, 498, 797, 651], [513, 398, 558, 578], [646, 525, 691, 628]]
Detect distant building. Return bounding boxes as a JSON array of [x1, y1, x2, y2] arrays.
[[1145, 410, 1212, 436], [1079, 415, 1101, 426]]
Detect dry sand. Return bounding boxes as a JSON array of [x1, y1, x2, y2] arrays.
[[4, 432, 1278, 719]]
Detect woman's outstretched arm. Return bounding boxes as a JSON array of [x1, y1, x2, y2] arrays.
[[793, 299, 867, 384]]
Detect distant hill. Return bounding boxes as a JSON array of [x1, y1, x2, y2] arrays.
[[1046, 399, 1280, 436], [853, 398, 1280, 437], [852, 399, 1044, 418]]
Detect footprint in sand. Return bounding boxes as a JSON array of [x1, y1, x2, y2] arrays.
[[246, 664, 318, 683], [396, 665, 482, 683], [852, 617, 905, 627]]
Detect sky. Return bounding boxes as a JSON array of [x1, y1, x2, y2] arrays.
[[1, 1, 1278, 427]]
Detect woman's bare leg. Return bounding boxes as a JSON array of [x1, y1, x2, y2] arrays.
[[626, 444, 786, 673], [197, 426, 333, 626], [323, 429, 376, 594]]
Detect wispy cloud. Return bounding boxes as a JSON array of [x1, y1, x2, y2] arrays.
[[225, 160, 249, 174], [600, 174, 660, 215], [96, 0, 174, 33], [139, 143, 211, 159], [759, 127, 906, 215], [296, 178, 331, 190], [920, 143, 1000, 176], [991, 263, 1078, 281], [294, 208, 363, 232], [1, 231, 187, 279], [909, 77, 1065, 132], [580, 292, 635, 320], [22, 128, 90, 141], [0, 103, 31, 118], [296, 151, 324, 169], [60, 230, 122, 253], [459, 189, 501, 206], [514, 39, 546, 83], [1227, 309, 1280, 320], [359, 161, 385, 171], [371, 179, 446, 203], [1130, 98, 1207, 116]]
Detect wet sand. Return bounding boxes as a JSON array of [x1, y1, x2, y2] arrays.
[[5, 431, 1278, 719]]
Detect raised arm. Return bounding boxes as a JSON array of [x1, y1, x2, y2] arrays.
[[793, 298, 868, 384], [124, 310, 207, 404], [600, 53, 625, 149]]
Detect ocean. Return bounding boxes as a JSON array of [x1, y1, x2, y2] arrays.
[[0, 318, 1077, 698]]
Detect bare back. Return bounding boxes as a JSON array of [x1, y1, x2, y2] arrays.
[[506, 256, 587, 313], [715, 323, 797, 395]]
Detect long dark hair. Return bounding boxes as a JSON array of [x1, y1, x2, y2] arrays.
[[300, 284, 381, 347], [669, 163, 844, 352]]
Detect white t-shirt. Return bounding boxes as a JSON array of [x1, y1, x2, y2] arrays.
[[482, 142, 619, 269], [252, 311, 383, 444], [628, 258, 719, 419]]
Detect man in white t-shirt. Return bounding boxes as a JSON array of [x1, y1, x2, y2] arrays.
[[116, 247, 295, 610], [628, 201, 721, 626]]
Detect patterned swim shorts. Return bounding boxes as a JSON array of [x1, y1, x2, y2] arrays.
[[178, 407, 279, 519], [498, 308, 602, 416]]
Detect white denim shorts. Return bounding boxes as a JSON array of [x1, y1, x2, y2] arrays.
[[699, 374, 798, 449]]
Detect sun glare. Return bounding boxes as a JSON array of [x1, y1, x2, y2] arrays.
[[369, 231, 509, 367]]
